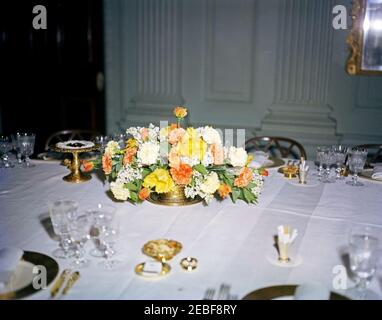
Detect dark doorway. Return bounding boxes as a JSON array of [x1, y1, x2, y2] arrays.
[[0, 0, 105, 153]]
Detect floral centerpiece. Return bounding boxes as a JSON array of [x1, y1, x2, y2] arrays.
[[84, 107, 267, 205]]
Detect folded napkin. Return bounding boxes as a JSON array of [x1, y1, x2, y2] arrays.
[[248, 151, 270, 169], [372, 166, 382, 180], [0, 247, 23, 290], [294, 282, 330, 300]]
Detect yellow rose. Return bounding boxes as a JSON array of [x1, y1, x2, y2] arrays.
[[174, 106, 188, 119], [177, 128, 207, 160], [143, 168, 175, 194], [126, 138, 138, 148]]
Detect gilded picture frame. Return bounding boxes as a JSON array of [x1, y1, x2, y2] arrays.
[[347, 0, 382, 75]]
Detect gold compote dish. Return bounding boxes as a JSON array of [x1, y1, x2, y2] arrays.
[[142, 239, 182, 262], [51, 140, 99, 183]]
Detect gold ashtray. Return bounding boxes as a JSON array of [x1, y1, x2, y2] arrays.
[[278, 166, 299, 179], [180, 257, 198, 271], [135, 262, 171, 278], [142, 239, 182, 262]]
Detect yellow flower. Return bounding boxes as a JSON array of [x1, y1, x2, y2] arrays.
[[174, 106, 188, 119], [177, 128, 207, 160], [143, 168, 175, 194], [126, 138, 138, 148]]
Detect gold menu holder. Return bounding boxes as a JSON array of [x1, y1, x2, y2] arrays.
[[51, 144, 99, 183]]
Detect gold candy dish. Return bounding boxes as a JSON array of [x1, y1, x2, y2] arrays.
[[278, 165, 299, 178], [0, 251, 59, 300], [142, 239, 183, 262], [242, 285, 349, 300]]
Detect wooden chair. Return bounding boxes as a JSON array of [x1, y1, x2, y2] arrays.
[[45, 129, 101, 151], [245, 136, 307, 160], [354, 144, 382, 166]]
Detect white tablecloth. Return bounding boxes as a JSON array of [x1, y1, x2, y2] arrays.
[[1, 160, 382, 300]]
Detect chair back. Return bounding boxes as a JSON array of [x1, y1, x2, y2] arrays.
[[245, 136, 307, 160]]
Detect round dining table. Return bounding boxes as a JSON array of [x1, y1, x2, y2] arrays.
[[1, 159, 381, 300]]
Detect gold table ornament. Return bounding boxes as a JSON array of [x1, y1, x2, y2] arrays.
[[135, 262, 171, 278], [51, 143, 99, 183], [147, 185, 202, 206], [180, 257, 198, 271], [142, 239, 182, 262]]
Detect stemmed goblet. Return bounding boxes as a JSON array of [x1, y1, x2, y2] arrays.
[[18, 133, 36, 168], [11, 133, 23, 166], [315, 146, 327, 179], [332, 145, 348, 180], [48, 199, 78, 259], [0, 135, 14, 168], [68, 212, 93, 268], [98, 212, 121, 270], [347, 225, 379, 299], [346, 148, 368, 187], [321, 147, 336, 183]]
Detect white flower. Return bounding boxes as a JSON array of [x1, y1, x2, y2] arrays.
[[110, 182, 130, 201], [105, 141, 119, 156], [201, 149, 214, 167], [200, 126, 222, 145], [200, 172, 220, 194], [137, 142, 160, 165], [228, 146, 247, 167]]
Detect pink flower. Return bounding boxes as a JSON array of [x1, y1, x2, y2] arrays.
[[211, 143, 224, 165], [168, 128, 186, 145]]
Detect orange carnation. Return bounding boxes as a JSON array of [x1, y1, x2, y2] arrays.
[[82, 160, 94, 172], [170, 163, 193, 185], [211, 143, 224, 165], [123, 147, 137, 165], [102, 154, 112, 175], [234, 167, 253, 188], [174, 106, 188, 119], [261, 169, 269, 177], [218, 184, 232, 199], [138, 187, 151, 201]]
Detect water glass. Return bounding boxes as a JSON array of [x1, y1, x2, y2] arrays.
[[348, 225, 379, 299], [0, 135, 14, 168], [87, 204, 116, 258], [94, 135, 111, 153], [11, 133, 23, 166], [346, 148, 368, 187], [332, 145, 348, 180], [321, 148, 336, 183], [49, 199, 78, 259], [68, 213, 93, 268], [18, 133, 36, 168], [315, 146, 327, 178]]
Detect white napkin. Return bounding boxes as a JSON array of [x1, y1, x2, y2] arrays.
[[0, 247, 23, 290], [294, 282, 330, 300], [371, 166, 382, 180], [248, 151, 270, 168]]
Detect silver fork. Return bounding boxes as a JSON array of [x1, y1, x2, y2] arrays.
[[203, 288, 215, 300], [217, 283, 231, 300]]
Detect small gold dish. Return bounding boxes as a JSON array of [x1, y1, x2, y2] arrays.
[[180, 257, 198, 271], [142, 239, 182, 262], [135, 262, 171, 278], [278, 166, 299, 179]]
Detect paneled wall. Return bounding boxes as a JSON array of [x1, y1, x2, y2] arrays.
[[104, 0, 382, 158]]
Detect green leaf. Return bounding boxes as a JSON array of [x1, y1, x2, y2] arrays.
[[230, 188, 240, 203], [125, 182, 138, 191], [142, 168, 151, 178], [130, 191, 138, 203], [243, 188, 255, 203], [193, 164, 208, 175]]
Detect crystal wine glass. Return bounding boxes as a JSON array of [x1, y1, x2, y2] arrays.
[[346, 148, 368, 187], [18, 133, 36, 168], [68, 212, 93, 268], [48, 199, 78, 259], [315, 146, 327, 179], [11, 133, 23, 166], [0, 135, 14, 168], [94, 135, 111, 153], [321, 147, 336, 183], [347, 225, 379, 299], [98, 213, 121, 269], [332, 145, 348, 180], [87, 204, 116, 258]]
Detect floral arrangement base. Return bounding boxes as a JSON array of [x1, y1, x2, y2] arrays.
[[147, 185, 202, 206]]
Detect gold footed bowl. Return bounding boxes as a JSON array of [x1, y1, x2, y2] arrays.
[[147, 185, 202, 206]]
